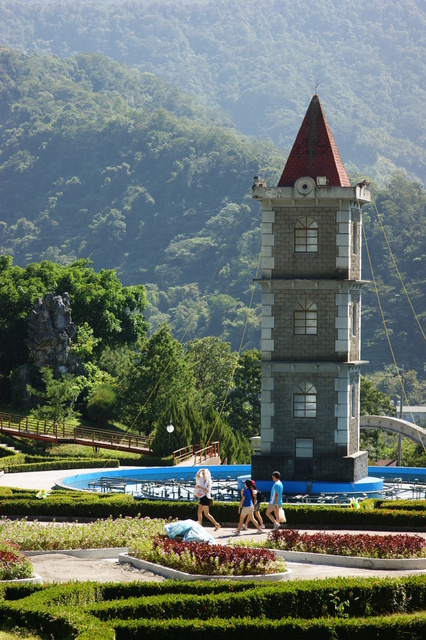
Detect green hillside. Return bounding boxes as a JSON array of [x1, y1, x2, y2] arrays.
[[0, 48, 284, 349], [1, 0, 425, 182], [0, 1, 425, 376]]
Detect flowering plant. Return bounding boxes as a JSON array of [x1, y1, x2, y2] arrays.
[[0, 541, 34, 580], [130, 535, 285, 576], [0, 516, 166, 551], [267, 529, 426, 559]]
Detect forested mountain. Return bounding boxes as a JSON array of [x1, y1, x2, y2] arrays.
[[1, 0, 425, 183], [0, 1, 425, 377], [0, 49, 282, 349]]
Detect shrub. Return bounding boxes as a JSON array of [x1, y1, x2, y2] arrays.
[[266, 529, 426, 559], [132, 536, 285, 576], [87, 385, 118, 422], [0, 541, 34, 580]]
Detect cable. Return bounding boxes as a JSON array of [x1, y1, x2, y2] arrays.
[[106, 202, 253, 461], [359, 199, 425, 450], [371, 193, 426, 343], [205, 248, 262, 446]]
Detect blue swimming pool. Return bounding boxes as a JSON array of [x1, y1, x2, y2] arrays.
[[54, 464, 426, 498]]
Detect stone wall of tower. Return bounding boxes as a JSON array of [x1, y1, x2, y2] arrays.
[[253, 184, 369, 484], [270, 286, 338, 361], [271, 205, 343, 278]]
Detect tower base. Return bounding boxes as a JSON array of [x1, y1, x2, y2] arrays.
[[251, 450, 368, 484]]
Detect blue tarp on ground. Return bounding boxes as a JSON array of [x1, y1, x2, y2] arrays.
[[164, 519, 217, 544]]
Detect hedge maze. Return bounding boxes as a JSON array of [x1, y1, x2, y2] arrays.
[[1, 576, 426, 639]]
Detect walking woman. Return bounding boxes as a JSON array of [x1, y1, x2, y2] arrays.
[[242, 480, 265, 530], [234, 479, 263, 535], [194, 468, 221, 530]]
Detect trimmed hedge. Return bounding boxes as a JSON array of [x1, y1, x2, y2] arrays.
[[1, 576, 425, 639], [112, 613, 426, 639], [89, 577, 426, 621], [0, 489, 426, 527], [0, 456, 120, 473]]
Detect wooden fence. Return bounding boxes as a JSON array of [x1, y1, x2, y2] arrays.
[[173, 441, 220, 465], [0, 413, 154, 455]]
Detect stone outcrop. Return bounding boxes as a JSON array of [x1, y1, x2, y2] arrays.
[[27, 293, 77, 374]]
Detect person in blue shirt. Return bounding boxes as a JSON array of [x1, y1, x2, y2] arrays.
[[233, 479, 263, 535], [265, 471, 283, 529]]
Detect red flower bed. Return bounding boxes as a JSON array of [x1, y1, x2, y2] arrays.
[[0, 542, 34, 580], [150, 536, 282, 575], [267, 529, 426, 559]]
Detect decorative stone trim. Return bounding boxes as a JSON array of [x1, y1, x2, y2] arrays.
[[1, 574, 43, 584], [119, 553, 292, 582], [273, 549, 426, 570]]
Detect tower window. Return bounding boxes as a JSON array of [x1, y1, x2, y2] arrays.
[[294, 300, 318, 335], [293, 382, 317, 418], [294, 217, 318, 253]]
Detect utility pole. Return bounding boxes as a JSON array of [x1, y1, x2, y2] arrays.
[[397, 366, 405, 466]]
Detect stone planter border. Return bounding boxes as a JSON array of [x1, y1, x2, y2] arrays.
[[1, 573, 42, 585], [274, 549, 426, 570], [119, 553, 292, 582]]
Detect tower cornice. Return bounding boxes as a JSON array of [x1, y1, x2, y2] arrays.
[[256, 279, 369, 289], [252, 184, 370, 205]]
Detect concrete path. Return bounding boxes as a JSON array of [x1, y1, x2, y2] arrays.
[[2, 468, 426, 582], [0, 467, 141, 490]]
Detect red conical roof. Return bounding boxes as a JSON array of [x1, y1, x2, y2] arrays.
[[278, 95, 351, 187]]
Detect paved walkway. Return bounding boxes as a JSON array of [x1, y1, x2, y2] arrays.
[[0, 467, 141, 490], [2, 468, 426, 581]]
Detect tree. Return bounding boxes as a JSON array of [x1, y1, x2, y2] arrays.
[[0, 257, 148, 403], [120, 324, 196, 434], [201, 406, 252, 464], [185, 337, 238, 413], [150, 399, 194, 457], [86, 384, 118, 423], [27, 367, 85, 424], [225, 349, 261, 437], [360, 376, 396, 463], [360, 376, 396, 416]]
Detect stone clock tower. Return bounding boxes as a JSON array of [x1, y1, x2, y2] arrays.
[[251, 95, 371, 487]]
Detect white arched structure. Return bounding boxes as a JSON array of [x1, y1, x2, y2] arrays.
[[360, 415, 426, 448]]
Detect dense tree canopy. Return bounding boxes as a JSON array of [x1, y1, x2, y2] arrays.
[[0, 257, 147, 401]]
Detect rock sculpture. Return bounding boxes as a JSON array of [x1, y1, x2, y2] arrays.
[[27, 292, 77, 374]]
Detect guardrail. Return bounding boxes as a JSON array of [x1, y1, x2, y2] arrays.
[[194, 441, 220, 465], [173, 444, 194, 464], [0, 413, 154, 454], [173, 441, 220, 465]]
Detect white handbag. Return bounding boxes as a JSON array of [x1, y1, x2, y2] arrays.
[[278, 507, 286, 523]]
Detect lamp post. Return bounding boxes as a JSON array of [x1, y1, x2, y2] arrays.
[[166, 421, 175, 456]]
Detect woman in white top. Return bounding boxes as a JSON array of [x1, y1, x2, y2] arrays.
[[194, 468, 221, 530]]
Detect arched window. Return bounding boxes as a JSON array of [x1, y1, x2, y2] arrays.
[[294, 217, 318, 253], [293, 383, 317, 418], [294, 300, 317, 335]]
